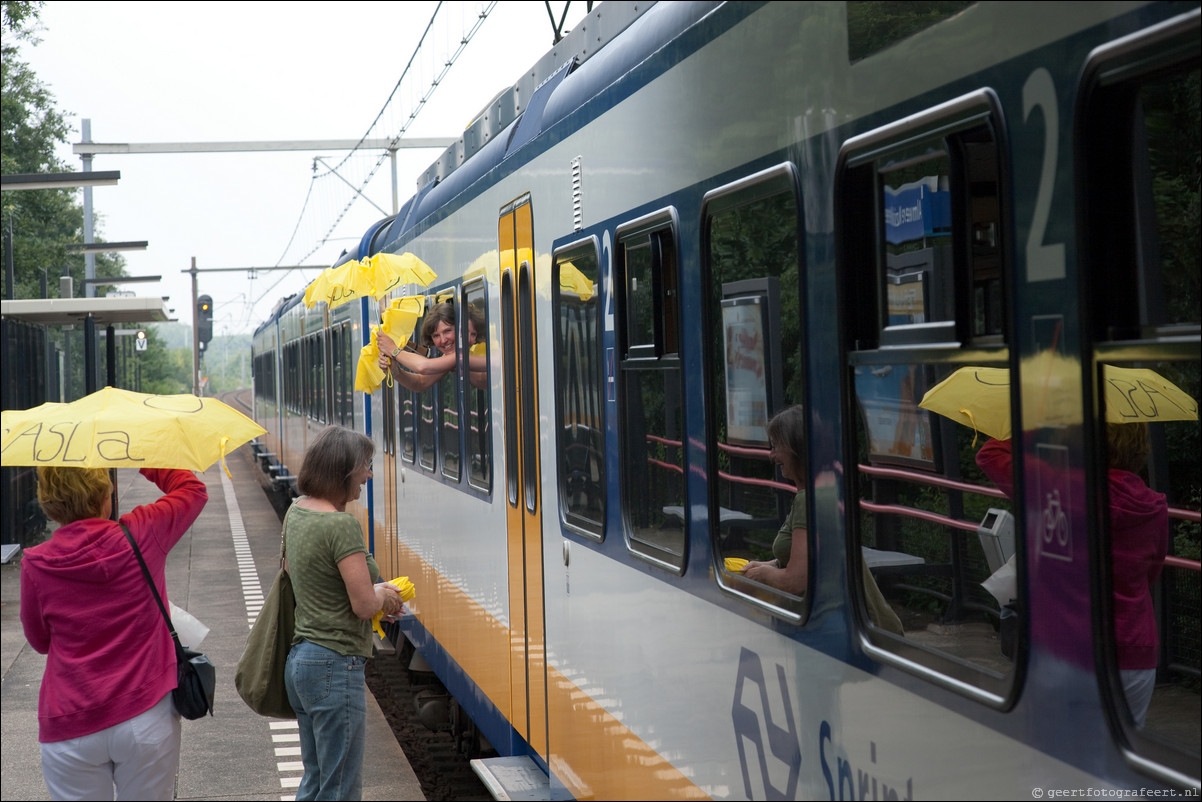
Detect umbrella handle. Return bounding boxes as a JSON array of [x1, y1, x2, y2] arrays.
[[959, 407, 980, 448]]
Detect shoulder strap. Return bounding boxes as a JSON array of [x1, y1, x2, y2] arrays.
[[121, 523, 184, 650]]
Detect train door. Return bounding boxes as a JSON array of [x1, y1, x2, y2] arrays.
[[498, 194, 549, 759]]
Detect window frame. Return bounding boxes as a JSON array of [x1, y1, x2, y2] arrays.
[[838, 88, 1020, 707], [701, 163, 810, 622], [552, 236, 606, 541], [614, 208, 688, 573]]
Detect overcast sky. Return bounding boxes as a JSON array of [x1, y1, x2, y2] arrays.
[[18, 1, 590, 334]]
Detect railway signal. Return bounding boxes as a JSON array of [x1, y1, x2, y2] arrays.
[[197, 294, 213, 351]]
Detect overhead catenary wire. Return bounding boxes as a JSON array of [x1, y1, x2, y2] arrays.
[[243, 2, 499, 331]]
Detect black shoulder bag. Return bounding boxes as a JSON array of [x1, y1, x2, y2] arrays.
[[121, 523, 215, 720]]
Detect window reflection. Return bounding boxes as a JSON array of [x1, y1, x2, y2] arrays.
[[619, 223, 685, 567], [554, 248, 604, 534]]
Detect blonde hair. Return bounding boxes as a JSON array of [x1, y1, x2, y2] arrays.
[[37, 466, 112, 524], [1107, 422, 1150, 474]]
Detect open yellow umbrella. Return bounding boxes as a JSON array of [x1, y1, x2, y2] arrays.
[[327, 260, 376, 310], [920, 363, 1198, 441], [302, 270, 332, 309], [1, 387, 265, 477], [364, 252, 438, 299]]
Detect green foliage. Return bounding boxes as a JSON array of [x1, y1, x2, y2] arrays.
[[2, 2, 190, 399], [846, 1, 975, 63]]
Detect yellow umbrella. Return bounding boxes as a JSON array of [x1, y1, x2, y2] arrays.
[[559, 261, 595, 301], [355, 326, 387, 394], [302, 270, 331, 309], [918, 366, 1012, 440], [379, 295, 427, 348], [371, 576, 416, 638], [920, 363, 1198, 442], [327, 260, 375, 310], [364, 252, 438, 299], [1, 386, 265, 478]]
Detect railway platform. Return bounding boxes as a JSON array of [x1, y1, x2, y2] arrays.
[[0, 445, 425, 801]]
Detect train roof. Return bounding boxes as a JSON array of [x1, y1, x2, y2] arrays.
[[374, 0, 722, 253]]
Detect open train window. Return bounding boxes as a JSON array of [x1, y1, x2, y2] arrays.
[[552, 239, 604, 539], [1078, 12, 1200, 784], [616, 211, 686, 571], [839, 89, 1018, 704], [462, 278, 491, 493], [702, 165, 809, 621]]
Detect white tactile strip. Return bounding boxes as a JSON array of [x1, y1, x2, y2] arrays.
[[220, 469, 303, 800]]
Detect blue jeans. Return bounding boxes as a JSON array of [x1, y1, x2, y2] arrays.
[[284, 640, 368, 801]]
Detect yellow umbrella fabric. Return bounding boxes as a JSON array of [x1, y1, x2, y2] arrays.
[[371, 576, 416, 638], [380, 295, 427, 349], [559, 261, 596, 301], [918, 366, 1012, 440], [364, 252, 437, 299], [303, 270, 332, 309], [1, 387, 265, 477], [355, 327, 387, 394], [920, 364, 1198, 441], [327, 260, 375, 310]]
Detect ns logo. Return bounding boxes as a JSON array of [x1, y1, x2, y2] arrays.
[[732, 647, 801, 800]]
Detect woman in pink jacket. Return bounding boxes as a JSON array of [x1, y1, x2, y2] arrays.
[[21, 466, 207, 800], [976, 425, 1167, 727]]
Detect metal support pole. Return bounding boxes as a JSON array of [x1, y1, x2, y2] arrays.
[[82, 119, 96, 299], [191, 257, 200, 396], [106, 324, 116, 388], [84, 314, 97, 395]]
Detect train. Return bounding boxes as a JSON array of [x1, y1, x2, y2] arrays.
[[250, 2, 1201, 798]]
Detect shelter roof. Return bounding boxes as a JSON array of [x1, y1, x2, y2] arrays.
[[2, 296, 172, 326]]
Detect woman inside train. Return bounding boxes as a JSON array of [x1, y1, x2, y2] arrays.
[[740, 405, 905, 635], [284, 425, 404, 800], [22, 466, 208, 800], [377, 301, 486, 391], [976, 424, 1168, 727]]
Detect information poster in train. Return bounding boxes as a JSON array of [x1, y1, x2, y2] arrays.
[[855, 363, 938, 469], [722, 297, 770, 446]]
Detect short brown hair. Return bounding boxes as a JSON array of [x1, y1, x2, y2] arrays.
[[297, 425, 374, 505], [37, 466, 112, 524]]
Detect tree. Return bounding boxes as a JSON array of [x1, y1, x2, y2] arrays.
[[2, 2, 187, 398]]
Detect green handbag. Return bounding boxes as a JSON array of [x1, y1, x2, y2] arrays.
[[234, 528, 296, 719]]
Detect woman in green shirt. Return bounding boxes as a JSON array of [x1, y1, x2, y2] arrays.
[[740, 406, 904, 635], [284, 425, 403, 800]]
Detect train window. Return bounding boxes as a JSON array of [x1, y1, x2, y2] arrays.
[[1080, 20, 1200, 781], [463, 279, 491, 493], [702, 165, 809, 619], [440, 335, 461, 482], [840, 90, 1017, 703], [418, 388, 437, 472], [616, 213, 686, 570], [552, 240, 604, 538], [400, 388, 415, 464]]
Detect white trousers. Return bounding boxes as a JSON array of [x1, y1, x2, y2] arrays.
[[40, 693, 181, 801]]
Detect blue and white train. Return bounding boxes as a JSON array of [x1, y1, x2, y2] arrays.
[[252, 2, 1201, 798]]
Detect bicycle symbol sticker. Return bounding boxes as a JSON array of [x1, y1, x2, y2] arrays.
[[1036, 443, 1073, 561]]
